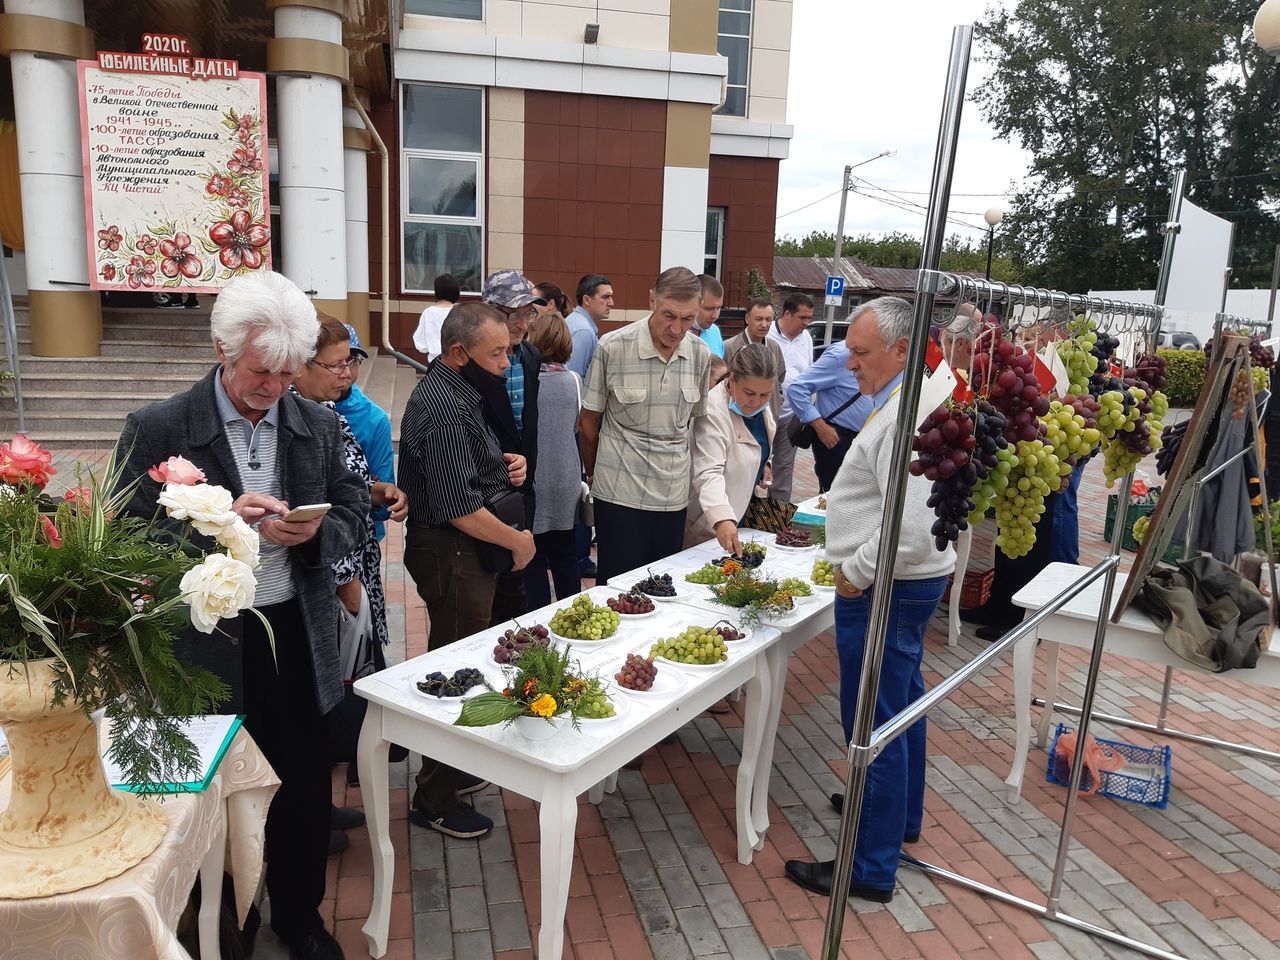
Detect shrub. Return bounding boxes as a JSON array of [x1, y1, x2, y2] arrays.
[[1158, 348, 1206, 407]]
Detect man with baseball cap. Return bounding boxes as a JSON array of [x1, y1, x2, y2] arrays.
[[480, 269, 546, 622]]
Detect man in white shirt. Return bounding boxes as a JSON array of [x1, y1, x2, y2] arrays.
[[766, 293, 815, 502], [411, 273, 462, 360], [784, 296, 954, 905]]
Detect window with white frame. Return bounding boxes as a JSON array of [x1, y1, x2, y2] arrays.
[[400, 83, 484, 294], [715, 0, 751, 118], [705, 208, 725, 280], [405, 0, 482, 20]]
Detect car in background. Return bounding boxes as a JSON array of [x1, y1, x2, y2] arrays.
[[1156, 330, 1201, 351], [807, 321, 849, 361]]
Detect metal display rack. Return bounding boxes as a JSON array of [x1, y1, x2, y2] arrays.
[[1213, 312, 1272, 342], [820, 25, 1191, 960]]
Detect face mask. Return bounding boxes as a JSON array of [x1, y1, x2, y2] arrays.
[[459, 352, 507, 390], [729, 398, 763, 419]]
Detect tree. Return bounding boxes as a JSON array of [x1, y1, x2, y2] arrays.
[[774, 230, 1023, 282], [974, 0, 1280, 291]]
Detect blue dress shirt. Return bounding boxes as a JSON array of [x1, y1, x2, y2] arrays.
[[783, 341, 873, 431], [565, 306, 599, 380]]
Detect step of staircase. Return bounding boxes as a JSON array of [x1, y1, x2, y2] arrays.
[[18, 356, 213, 376]]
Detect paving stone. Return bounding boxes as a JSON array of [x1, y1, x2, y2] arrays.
[[411, 868, 448, 914], [665, 812, 707, 849], [478, 824, 514, 863], [632, 887, 679, 935], [675, 905, 730, 956], [410, 828, 445, 870], [487, 899, 532, 952], [444, 843, 484, 887], [642, 821, 687, 866], [481, 858, 522, 904], [718, 925, 774, 960], [618, 848, 661, 891], [1217, 918, 1280, 960], [413, 910, 455, 960], [649, 931, 695, 960], [451, 929, 494, 960], [683, 844, 729, 886], [1149, 922, 1218, 960], [657, 864, 706, 909], [701, 882, 751, 928], [677, 725, 712, 754], [449, 884, 490, 931], [604, 816, 645, 853], [629, 797, 669, 833], [885, 888, 934, 933]]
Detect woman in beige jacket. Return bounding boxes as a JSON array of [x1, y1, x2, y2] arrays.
[[685, 343, 779, 553]]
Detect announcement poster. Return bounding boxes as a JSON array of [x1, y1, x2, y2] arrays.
[[78, 39, 270, 294]]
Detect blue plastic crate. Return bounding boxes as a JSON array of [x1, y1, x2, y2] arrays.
[[1046, 723, 1173, 810]]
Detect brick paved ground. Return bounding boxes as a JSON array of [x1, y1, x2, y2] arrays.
[[47, 437, 1280, 960]]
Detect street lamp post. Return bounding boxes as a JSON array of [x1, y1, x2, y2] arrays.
[[822, 149, 897, 346], [983, 206, 1004, 280]]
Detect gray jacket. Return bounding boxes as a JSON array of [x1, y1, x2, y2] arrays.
[[114, 367, 370, 715]]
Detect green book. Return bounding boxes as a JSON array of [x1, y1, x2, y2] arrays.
[[104, 714, 245, 794]]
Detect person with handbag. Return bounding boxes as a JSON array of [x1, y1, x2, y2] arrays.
[[784, 333, 874, 492], [522, 311, 585, 607], [685, 344, 779, 553], [767, 294, 815, 502], [399, 301, 534, 840]]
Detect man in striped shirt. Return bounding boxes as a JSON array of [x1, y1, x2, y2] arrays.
[[399, 301, 534, 839]]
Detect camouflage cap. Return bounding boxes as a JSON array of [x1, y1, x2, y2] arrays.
[[482, 269, 547, 309]]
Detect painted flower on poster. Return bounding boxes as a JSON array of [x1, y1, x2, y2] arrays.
[[159, 233, 203, 279], [208, 210, 270, 271], [97, 225, 122, 252]]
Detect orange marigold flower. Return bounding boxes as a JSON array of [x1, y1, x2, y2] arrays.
[[522, 677, 538, 697], [722, 560, 742, 575], [530, 694, 557, 718]]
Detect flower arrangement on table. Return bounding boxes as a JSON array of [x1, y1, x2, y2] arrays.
[[454, 643, 609, 730], [709, 569, 813, 623], [0, 435, 265, 788]]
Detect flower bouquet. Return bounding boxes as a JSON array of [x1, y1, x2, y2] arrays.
[[709, 569, 812, 623], [0, 436, 263, 789], [454, 643, 606, 736]]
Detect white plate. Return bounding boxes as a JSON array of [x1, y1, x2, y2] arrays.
[[410, 682, 487, 711], [612, 663, 688, 698], [549, 625, 620, 645], [607, 600, 659, 619], [627, 579, 687, 602], [771, 540, 817, 553], [809, 582, 837, 593], [576, 690, 632, 725], [489, 642, 553, 669], [714, 623, 753, 642], [655, 652, 730, 672]]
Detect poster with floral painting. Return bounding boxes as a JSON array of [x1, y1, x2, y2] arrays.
[[78, 60, 271, 294]]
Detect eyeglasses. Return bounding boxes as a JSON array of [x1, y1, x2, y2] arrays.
[[497, 304, 535, 324], [310, 356, 363, 374]]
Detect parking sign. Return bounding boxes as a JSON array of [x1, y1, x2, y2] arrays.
[[824, 275, 845, 307]]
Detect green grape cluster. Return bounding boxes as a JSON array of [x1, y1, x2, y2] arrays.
[[995, 439, 1062, 558], [650, 626, 729, 665], [576, 678, 616, 718], [1055, 319, 1101, 394], [549, 594, 621, 640], [685, 562, 727, 585], [1132, 515, 1150, 545], [968, 445, 1016, 525], [778, 577, 813, 598], [811, 558, 835, 586]]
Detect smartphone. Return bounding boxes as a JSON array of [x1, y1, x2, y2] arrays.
[[281, 503, 332, 523]]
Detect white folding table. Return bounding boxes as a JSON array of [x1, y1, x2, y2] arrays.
[[1005, 562, 1280, 802], [355, 534, 839, 960]]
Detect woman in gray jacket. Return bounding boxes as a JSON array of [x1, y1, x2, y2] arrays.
[[523, 312, 585, 607]]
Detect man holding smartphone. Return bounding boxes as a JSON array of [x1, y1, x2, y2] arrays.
[[399, 300, 533, 839], [115, 272, 369, 960]]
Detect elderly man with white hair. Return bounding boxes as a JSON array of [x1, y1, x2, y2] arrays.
[[784, 296, 954, 905], [116, 272, 368, 960]]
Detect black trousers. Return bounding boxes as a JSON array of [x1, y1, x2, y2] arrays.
[[812, 425, 859, 492], [594, 499, 688, 586], [489, 568, 529, 626], [242, 598, 331, 943], [522, 528, 582, 609], [980, 491, 1060, 630]]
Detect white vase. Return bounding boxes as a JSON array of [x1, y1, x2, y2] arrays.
[[0, 658, 169, 898], [512, 714, 563, 741]]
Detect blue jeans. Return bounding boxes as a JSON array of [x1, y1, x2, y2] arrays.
[[1051, 462, 1085, 565], [835, 576, 947, 890]]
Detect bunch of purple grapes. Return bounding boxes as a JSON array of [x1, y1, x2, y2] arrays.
[[971, 333, 1049, 444], [909, 403, 975, 482], [1087, 331, 1122, 396]]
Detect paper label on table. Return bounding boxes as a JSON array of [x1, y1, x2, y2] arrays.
[[1038, 344, 1070, 396], [101, 714, 243, 794], [915, 360, 959, 429]]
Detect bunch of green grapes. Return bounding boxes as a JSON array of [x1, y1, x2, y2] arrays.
[[650, 626, 729, 665], [778, 577, 813, 598], [811, 558, 835, 586], [1132, 515, 1150, 545], [576, 677, 616, 718], [1055, 318, 1101, 395], [1095, 389, 1133, 441], [549, 594, 621, 640], [995, 439, 1062, 558], [968, 445, 1016, 525], [1254, 366, 1271, 397], [685, 562, 727, 585]]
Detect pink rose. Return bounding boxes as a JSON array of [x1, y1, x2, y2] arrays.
[[0, 434, 56, 489], [147, 455, 206, 486], [63, 486, 93, 510], [40, 515, 62, 549]]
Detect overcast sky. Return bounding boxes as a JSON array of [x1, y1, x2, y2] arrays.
[[777, 0, 1031, 246]]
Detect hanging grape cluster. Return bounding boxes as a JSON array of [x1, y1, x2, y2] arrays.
[[1055, 316, 1102, 395], [971, 330, 1051, 444], [912, 403, 978, 551]]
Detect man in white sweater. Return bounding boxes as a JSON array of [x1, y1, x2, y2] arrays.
[[784, 296, 955, 904]]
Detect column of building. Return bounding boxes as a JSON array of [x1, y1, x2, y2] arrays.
[[0, 0, 101, 357], [343, 95, 371, 345]]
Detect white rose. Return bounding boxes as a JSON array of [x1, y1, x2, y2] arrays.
[[216, 516, 261, 570], [159, 482, 238, 536], [180, 553, 258, 634]]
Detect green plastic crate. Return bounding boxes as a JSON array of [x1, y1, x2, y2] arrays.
[[1103, 497, 1186, 563]]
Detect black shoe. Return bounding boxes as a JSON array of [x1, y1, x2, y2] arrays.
[[829, 794, 919, 844], [457, 772, 489, 796], [958, 606, 995, 626], [284, 928, 345, 960], [580, 561, 598, 578], [784, 859, 894, 902], [410, 802, 493, 839], [331, 804, 365, 831], [328, 829, 349, 856]]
